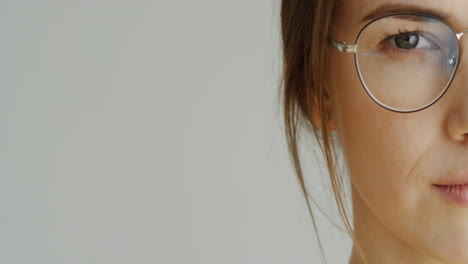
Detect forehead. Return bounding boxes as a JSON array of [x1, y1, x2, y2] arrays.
[[332, 0, 468, 38]]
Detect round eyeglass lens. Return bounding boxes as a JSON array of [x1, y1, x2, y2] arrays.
[[355, 15, 459, 112]]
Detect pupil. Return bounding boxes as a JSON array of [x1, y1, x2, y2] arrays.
[[395, 33, 419, 49]]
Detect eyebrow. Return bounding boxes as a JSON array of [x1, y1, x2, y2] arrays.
[[361, 3, 452, 25]]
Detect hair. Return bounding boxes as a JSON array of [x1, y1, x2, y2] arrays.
[[279, 1, 367, 263]]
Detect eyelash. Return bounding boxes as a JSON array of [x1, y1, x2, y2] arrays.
[[378, 26, 434, 54]]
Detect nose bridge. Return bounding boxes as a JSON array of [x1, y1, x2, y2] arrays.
[[454, 30, 468, 71], [445, 29, 468, 143]]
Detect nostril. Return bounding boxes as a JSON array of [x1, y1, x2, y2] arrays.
[[445, 105, 468, 144]]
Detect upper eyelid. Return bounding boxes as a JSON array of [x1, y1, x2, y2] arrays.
[[358, 13, 463, 44]]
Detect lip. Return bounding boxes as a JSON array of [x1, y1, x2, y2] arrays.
[[433, 184, 468, 206], [433, 171, 468, 186], [433, 170, 468, 206]]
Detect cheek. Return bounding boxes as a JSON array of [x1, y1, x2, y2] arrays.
[[328, 52, 439, 216], [332, 82, 468, 260]]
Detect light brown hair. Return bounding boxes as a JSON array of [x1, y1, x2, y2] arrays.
[[279, 1, 367, 263]]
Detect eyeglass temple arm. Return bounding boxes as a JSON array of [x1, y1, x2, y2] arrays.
[[330, 38, 357, 53]]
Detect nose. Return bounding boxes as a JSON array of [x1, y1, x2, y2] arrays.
[[445, 31, 468, 144]]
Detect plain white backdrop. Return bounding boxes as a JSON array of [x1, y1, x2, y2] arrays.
[[1, 1, 352, 263]]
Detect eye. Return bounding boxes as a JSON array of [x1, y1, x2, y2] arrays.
[[394, 33, 419, 49], [389, 32, 439, 50]]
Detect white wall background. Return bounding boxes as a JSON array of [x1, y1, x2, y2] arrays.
[[1, 1, 352, 263]]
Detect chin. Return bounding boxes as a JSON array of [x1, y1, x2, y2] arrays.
[[421, 227, 468, 263]]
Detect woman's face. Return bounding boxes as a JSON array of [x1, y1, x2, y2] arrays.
[[327, 0, 468, 263]]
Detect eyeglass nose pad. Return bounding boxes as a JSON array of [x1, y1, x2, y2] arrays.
[[447, 57, 457, 66], [448, 57, 457, 66], [447, 31, 468, 73]]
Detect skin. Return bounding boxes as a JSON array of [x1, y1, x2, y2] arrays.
[[312, 0, 468, 263]]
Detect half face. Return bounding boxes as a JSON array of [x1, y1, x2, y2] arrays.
[[326, 1, 468, 263]]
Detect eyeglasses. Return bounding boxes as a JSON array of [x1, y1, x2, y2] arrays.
[[330, 14, 468, 113]]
